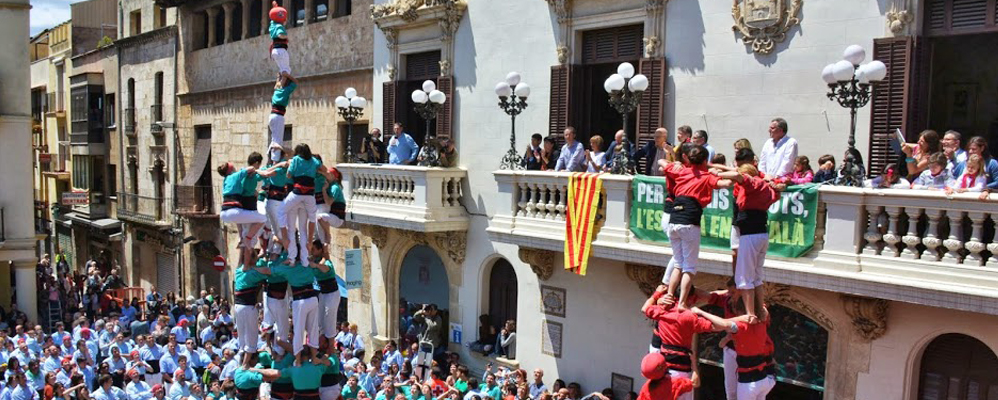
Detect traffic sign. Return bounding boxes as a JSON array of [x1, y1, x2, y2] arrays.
[[213, 255, 226, 272]]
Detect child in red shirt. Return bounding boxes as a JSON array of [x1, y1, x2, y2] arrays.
[[692, 304, 775, 400], [660, 145, 733, 310]]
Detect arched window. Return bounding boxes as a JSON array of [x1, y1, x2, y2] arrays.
[[488, 259, 518, 334], [919, 333, 998, 399]]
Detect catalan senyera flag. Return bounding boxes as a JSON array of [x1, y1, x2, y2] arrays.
[[564, 172, 603, 276]]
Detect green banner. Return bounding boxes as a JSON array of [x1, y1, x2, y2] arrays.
[[629, 176, 820, 258]]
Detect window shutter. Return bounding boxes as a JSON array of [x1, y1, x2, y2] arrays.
[[906, 37, 933, 136], [636, 57, 667, 172], [581, 24, 643, 64], [868, 37, 913, 176], [382, 81, 396, 132], [549, 65, 570, 140], [924, 0, 997, 36], [405, 51, 442, 80], [435, 76, 454, 140]]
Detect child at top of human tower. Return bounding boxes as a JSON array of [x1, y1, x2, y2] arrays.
[[269, 1, 291, 80]]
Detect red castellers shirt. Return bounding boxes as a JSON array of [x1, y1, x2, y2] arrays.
[[638, 376, 694, 400], [663, 164, 721, 207], [734, 174, 780, 211], [733, 319, 774, 359], [707, 291, 738, 319], [644, 292, 715, 351]]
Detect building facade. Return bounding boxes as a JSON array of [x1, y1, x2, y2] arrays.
[[154, 0, 375, 308], [335, 0, 998, 399], [1, 0, 39, 321], [115, 0, 183, 291]]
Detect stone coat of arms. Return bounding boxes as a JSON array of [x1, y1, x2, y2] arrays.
[[732, 0, 803, 54]]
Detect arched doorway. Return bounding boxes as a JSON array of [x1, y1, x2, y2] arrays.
[[398, 245, 449, 350], [697, 304, 829, 400], [918, 333, 998, 399], [487, 258, 518, 352]]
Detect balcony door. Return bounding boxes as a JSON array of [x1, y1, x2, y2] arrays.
[[918, 333, 998, 399], [398, 245, 449, 350], [577, 24, 643, 147], [398, 51, 441, 148]]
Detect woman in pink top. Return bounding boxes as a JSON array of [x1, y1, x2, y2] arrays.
[[788, 156, 814, 185]]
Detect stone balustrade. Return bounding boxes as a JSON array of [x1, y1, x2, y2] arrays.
[[489, 171, 998, 315], [339, 164, 468, 232]]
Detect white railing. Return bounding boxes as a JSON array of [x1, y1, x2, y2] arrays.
[[818, 187, 998, 280], [339, 164, 469, 232]]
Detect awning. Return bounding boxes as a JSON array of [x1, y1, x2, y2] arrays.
[[68, 213, 122, 231], [180, 138, 212, 186]]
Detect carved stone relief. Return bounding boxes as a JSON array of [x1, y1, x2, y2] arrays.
[[625, 263, 664, 296], [519, 248, 556, 281], [842, 294, 890, 341], [732, 0, 803, 54]]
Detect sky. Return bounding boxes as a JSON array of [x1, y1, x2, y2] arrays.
[[30, 0, 75, 37]]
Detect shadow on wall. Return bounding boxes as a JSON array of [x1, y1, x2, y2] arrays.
[[666, 0, 706, 75]]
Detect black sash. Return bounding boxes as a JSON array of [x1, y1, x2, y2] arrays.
[[660, 344, 693, 372], [736, 354, 775, 383], [267, 281, 289, 299], [320, 373, 344, 387], [234, 288, 259, 305], [292, 176, 315, 195], [273, 39, 288, 49], [294, 388, 319, 400], [330, 202, 346, 219], [667, 196, 704, 226], [236, 387, 260, 400], [292, 286, 317, 300], [267, 185, 290, 201], [316, 278, 338, 294], [147, 359, 161, 373], [272, 105, 287, 116], [271, 382, 294, 400], [222, 195, 242, 211], [735, 209, 769, 235]]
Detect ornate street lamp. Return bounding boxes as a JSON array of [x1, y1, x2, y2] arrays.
[[335, 88, 366, 162], [822, 45, 887, 186], [604, 62, 649, 175], [496, 72, 530, 170], [411, 80, 447, 167]]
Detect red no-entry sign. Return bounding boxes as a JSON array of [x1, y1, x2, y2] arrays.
[[213, 255, 227, 272]]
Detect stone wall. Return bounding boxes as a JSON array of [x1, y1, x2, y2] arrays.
[[176, 0, 374, 94]]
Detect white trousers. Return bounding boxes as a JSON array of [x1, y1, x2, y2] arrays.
[[283, 192, 316, 265], [234, 303, 259, 352], [317, 201, 344, 230], [263, 292, 291, 343], [315, 203, 328, 244], [319, 290, 340, 339], [291, 296, 319, 356], [319, 385, 341, 400], [221, 208, 267, 248], [667, 224, 701, 274], [735, 233, 768, 290], [668, 370, 694, 400], [271, 48, 291, 75], [736, 376, 775, 400], [268, 113, 286, 162], [723, 346, 738, 400], [266, 199, 288, 249]]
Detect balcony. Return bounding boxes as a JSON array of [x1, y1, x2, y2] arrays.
[[487, 171, 998, 315], [46, 91, 65, 113], [176, 185, 218, 218], [150, 104, 164, 134], [117, 192, 171, 226], [339, 164, 469, 232], [124, 108, 136, 134]]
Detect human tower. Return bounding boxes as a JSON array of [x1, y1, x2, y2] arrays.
[[216, 3, 349, 400]]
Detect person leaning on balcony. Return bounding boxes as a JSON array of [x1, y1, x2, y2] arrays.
[[951, 136, 998, 200], [521, 133, 544, 170], [387, 123, 419, 165], [540, 136, 560, 171], [555, 127, 587, 172], [437, 138, 457, 168], [758, 117, 798, 180], [358, 129, 387, 164], [632, 128, 674, 176], [900, 129, 941, 180], [941, 130, 967, 177]]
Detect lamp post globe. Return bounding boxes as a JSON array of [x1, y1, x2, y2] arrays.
[[497, 72, 530, 170], [604, 62, 648, 175], [823, 45, 887, 186], [336, 88, 366, 162]]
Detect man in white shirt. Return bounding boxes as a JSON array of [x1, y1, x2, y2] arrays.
[[758, 117, 798, 179], [554, 127, 586, 172]]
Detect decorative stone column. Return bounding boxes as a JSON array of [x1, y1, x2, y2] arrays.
[[304, 0, 315, 24], [206, 7, 220, 47], [241, 0, 252, 38], [223, 2, 236, 44], [261, 0, 269, 34]]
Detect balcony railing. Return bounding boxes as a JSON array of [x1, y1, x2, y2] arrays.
[[117, 192, 171, 225], [487, 171, 998, 315], [150, 104, 164, 134], [339, 164, 469, 232], [176, 185, 217, 217], [124, 108, 136, 134]]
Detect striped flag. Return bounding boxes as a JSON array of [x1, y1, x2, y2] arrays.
[[564, 173, 603, 276]]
